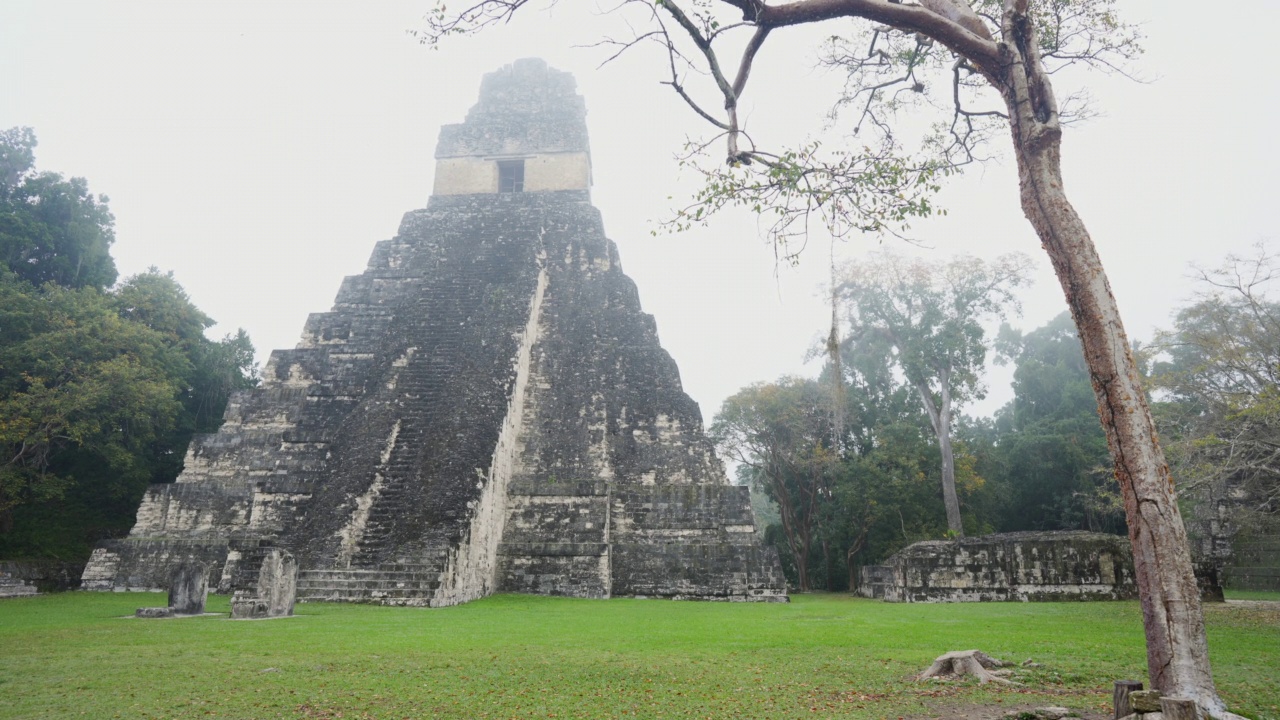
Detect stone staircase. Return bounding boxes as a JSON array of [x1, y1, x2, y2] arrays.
[[348, 299, 469, 565], [291, 241, 536, 605], [296, 563, 443, 605], [346, 245, 516, 567]]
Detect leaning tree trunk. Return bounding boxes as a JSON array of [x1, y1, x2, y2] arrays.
[[997, 2, 1223, 713]]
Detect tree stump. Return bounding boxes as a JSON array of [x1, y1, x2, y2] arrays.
[[917, 650, 1017, 685], [1114, 680, 1143, 719]]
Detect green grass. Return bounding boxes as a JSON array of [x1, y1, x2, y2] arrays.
[[0, 592, 1275, 720], [1225, 588, 1280, 602]]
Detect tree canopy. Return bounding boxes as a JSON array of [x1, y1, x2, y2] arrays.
[[1150, 245, 1280, 542], [984, 311, 1119, 533], [838, 252, 1032, 535], [0, 127, 117, 290], [0, 128, 256, 560]]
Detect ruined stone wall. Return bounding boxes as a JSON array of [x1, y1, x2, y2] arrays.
[[1184, 476, 1280, 592], [0, 560, 85, 592], [857, 531, 1136, 602], [1223, 535, 1280, 591]]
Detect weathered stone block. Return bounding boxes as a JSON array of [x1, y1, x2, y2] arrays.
[[232, 549, 297, 619], [1130, 690, 1163, 713], [258, 549, 298, 617], [230, 598, 270, 619], [0, 571, 39, 598], [135, 607, 174, 618]]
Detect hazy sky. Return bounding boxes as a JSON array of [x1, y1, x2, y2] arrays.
[[4, 1, 1278, 423]]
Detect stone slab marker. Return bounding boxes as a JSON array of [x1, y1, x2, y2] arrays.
[[231, 549, 297, 619], [168, 563, 209, 615], [260, 549, 298, 617]]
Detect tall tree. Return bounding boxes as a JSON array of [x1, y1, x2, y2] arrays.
[[838, 252, 1031, 535], [716, 353, 985, 590], [0, 271, 258, 554], [0, 128, 117, 290], [711, 378, 834, 590], [0, 277, 185, 533], [423, 1, 1228, 712], [0, 130, 256, 557]]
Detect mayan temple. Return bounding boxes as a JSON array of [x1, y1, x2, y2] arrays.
[[82, 58, 786, 606]]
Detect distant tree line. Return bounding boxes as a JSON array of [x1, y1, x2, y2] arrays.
[[0, 127, 256, 561], [716, 251, 1280, 592]]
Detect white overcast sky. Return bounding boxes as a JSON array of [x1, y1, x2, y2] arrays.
[[4, 1, 1279, 423]]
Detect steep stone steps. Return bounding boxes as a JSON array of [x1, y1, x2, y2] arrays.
[[296, 564, 443, 604], [346, 271, 497, 566]]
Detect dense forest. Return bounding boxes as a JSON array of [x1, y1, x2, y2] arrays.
[[715, 251, 1280, 591], [0, 127, 256, 562]]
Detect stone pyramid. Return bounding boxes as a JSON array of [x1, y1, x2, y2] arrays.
[[82, 59, 786, 606]]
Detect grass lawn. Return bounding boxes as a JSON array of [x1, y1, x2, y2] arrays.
[[0, 592, 1275, 720], [1225, 589, 1280, 602]]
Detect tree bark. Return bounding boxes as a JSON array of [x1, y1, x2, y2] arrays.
[[997, 2, 1222, 713]]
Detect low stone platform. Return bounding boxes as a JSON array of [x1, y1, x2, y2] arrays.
[[0, 571, 38, 598], [858, 531, 1137, 602]]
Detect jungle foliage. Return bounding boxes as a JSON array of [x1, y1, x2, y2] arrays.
[[713, 268, 1118, 592], [0, 128, 256, 560], [1148, 245, 1280, 549]]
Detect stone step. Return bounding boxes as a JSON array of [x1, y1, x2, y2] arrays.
[[296, 574, 441, 585], [296, 587, 436, 602], [297, 579, 440, 592], [297, 569, 441, 582]]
